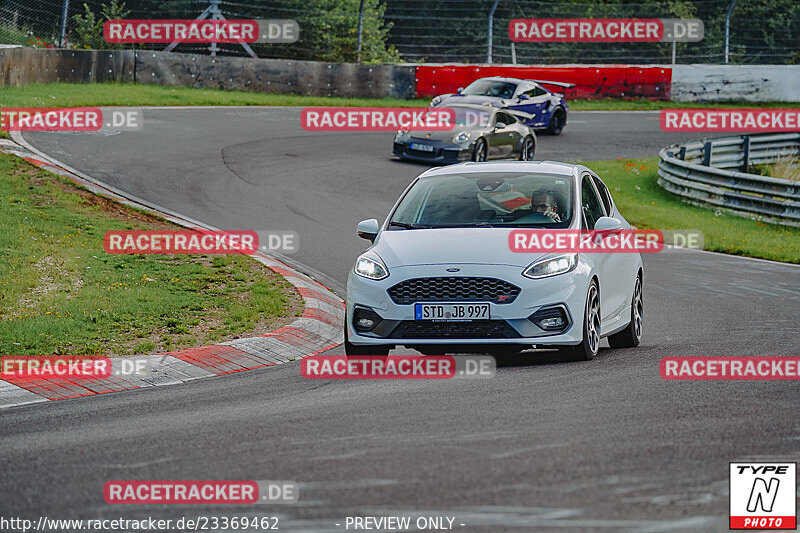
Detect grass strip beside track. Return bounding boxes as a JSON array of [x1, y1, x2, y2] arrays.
[[0, 153, 302, 356], [584, 157, 800, 264], [0, 82, 798, 110]]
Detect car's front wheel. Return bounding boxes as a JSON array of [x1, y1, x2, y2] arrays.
[[518, 136, 535, 161], [608, 274, 643, 349], [562, 280, 601, 361], [471, 138, 488, 162], [344, 326, 391, 355]]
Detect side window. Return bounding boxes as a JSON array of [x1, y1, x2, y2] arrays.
[[581, 175, 606, 229], [499, 112, 516, 125], [591, 175, 613, 214], [523, 86, 547, 98]]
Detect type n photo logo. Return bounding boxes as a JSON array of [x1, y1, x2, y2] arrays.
[[730, 462, 796, 530]]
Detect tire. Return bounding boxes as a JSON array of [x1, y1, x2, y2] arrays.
[[608, 274, 643, 349], [546, 108, 566, 136], [344, 325, 391, 355], [471, 138, 488, 162], [518, 135, 536, 161], [562, 280, 601, 361]]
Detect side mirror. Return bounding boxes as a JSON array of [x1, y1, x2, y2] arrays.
[[494, 122, 507, 129], [594, 216, 624, 231], [518, 94, 530, 101], [357, 219, 380, 242], [457, 87, 464, 94]]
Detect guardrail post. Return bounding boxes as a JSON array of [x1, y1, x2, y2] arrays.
[[741, 136, 750, 171], [702, 141, 712, 166]]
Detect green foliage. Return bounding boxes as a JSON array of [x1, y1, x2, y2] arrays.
[[286, 0, 399, 63], [71, 0, 130, 50]]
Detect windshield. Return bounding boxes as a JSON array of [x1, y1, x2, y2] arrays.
[[462, 80, 517, 99], [390, 172, 573, 228]]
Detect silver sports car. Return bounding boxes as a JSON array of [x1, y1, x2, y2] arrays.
[[393, 104, 536, 165]]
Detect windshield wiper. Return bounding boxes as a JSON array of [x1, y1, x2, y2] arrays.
[[388, 221, 427, 229]]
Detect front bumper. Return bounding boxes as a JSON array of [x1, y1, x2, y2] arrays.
[[393, 141, 472, 165], [346, 263, 591, 347]]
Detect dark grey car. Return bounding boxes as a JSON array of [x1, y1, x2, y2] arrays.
[[393, 104, 536, 165]]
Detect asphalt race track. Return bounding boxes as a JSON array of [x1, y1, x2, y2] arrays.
[[2, 108, 799, 532]]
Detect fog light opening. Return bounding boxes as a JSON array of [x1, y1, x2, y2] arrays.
[[353, 307, 383, 333], [529, 305, 570, 332]]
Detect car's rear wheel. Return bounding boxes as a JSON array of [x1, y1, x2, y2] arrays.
[[518, 136, 535, 161], [608, 274, 643, 349], [562, 280, 600, 361], [344, 325, 391, 355], [546, 108, 566, 135], [471, 138, 488, 162]]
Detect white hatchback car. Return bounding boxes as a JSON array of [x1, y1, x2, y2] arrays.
[[345, 161, 644, 361]]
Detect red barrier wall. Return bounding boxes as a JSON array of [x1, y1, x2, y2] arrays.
[[414, 65, 672, 100]]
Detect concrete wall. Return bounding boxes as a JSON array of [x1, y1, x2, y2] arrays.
[[671, 65, 800, 102], [0, 48, 415, 99], [0, 49, 135, 87], [135, 52, 415, 99]]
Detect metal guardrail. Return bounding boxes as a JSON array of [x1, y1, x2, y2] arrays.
[[658, 133, 800, 226]]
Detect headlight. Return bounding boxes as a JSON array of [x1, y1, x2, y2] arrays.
[[396, 129, 410, 138], [522, 253, 578, 279], [430, 96, 442, 107], [354, 253, 389, 280], [452, 131, 470, 144]]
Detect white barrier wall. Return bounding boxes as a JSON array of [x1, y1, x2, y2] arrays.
[[672, 65, 800, 102]]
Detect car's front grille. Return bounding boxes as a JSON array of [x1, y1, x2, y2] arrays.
[[390, 320, 521, 339], [387, 277, 521, 304]]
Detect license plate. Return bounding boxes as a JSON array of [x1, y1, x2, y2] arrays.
[[410, 143, 435, 152], [415, 303, 490, 321]]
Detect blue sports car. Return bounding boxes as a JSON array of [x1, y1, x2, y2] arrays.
[[429, 76, 574, 135]]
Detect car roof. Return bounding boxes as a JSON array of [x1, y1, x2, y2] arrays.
[[418, 161, 587, 180], [447, 103, 499, 112], [473, 76, 527, 84]]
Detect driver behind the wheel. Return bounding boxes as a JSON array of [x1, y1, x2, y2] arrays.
[[530, 191, 562, 222]]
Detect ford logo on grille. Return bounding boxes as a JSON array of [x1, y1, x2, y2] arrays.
[[446, 268, 460, 272]]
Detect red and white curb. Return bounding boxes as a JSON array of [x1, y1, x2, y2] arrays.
[[0, 135, 344, 409]]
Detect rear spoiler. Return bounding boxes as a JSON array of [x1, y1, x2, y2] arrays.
[[530, 79, 576, 89]]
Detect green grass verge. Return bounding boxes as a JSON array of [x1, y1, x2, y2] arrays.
[[583, 157, 800, 264], [0, 153, 302, 356], [0, 82, 797, 110]]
